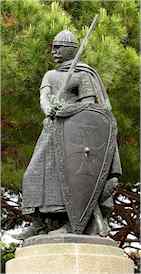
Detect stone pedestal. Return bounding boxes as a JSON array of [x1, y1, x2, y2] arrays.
[[6, 234, 134, 274]]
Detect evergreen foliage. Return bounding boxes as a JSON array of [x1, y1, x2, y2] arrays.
[[1, 241, 16, 273], [2, 0, 139, 191]]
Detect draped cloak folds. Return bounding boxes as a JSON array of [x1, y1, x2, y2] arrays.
[[22, 61, 122, 230]]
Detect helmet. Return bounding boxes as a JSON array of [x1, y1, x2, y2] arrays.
[[53, 30, 78, 48]]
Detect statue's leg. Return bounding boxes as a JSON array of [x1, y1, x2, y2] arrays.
[[84, 205, 109, 236], [94, 205, 110, 237]]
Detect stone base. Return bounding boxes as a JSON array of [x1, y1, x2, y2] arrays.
[[6, 234, 134, 274]]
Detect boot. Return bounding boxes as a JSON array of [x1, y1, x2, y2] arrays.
[[14, 215, 47, 240], [85, 206, 109, 237], [47, 222, 72, 235]]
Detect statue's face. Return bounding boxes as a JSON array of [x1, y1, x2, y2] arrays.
[[52, 44, 77, 64], [51, 45, 63, 63]]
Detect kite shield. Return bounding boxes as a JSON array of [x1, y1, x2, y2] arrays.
[[62, 106, 117, 233]]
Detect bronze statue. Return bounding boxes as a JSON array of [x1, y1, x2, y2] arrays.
[[17, 23, 122, 240]]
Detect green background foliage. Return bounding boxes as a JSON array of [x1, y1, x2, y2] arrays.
[[2, 0, 139, 192], [1, 241, 16, 273]]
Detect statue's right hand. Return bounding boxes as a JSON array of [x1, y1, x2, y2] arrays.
[[49, 108, 56, 118], [47, 105, 60, 119]]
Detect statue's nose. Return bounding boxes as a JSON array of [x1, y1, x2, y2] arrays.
[[51, 48, 56, 55]]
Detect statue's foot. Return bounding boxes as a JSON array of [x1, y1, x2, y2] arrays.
[[99, 230, 109, 237], [98, 220, 110, 237], [13, 224, 47, 240], [48, 224, 68, 235]]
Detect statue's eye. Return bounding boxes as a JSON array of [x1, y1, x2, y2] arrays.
[[52, 45, 61, 50]]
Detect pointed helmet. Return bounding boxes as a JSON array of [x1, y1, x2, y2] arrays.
[[53, 30, 78, 48]]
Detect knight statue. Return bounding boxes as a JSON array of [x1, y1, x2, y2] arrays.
[[17, 27, 122, 240]]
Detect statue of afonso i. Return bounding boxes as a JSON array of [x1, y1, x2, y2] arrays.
[[18, 30, 122, 239]]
